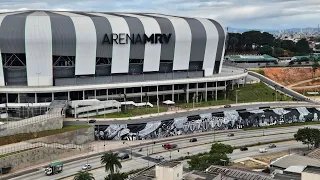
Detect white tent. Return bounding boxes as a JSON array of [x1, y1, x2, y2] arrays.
[[163, 100, 175, 105]]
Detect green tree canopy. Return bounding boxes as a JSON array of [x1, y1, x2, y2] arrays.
[[74, 171, 95, 180], [210, 143, 233, 154], [104, 173, 127, 180], [294, 127, 320, 149], [188, 153, 230, 171], [258, 45, 273, 56], [296, 39, 311, 55], [274, 48, 284, 57], [101, 152, 122, 177]]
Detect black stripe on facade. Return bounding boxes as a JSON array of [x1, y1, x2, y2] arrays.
[[46, 11, 77, 57], [140, 14, 176, 61]]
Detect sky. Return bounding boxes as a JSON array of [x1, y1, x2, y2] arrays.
[[0, 0, 320, 30]]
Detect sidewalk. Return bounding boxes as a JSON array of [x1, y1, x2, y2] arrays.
[[65, 101, 312, 122]]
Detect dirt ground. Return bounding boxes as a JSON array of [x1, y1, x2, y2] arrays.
[[232, 160, 266, 170]]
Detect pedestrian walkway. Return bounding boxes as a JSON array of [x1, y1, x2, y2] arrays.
[[66, 101, 313, 122]]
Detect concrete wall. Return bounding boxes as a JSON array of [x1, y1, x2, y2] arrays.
[[0, 146, 90, 171], [28, 127, 94, 145], [302, 172, 320, 180], [0, 116, 63, 137]]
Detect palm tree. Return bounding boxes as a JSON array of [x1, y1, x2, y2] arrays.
[[74, 171, 95, 180], [101, 152, 122, 179]]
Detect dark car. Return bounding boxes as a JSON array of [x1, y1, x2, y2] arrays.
[[227, 133, 234, 137], [118, 153, 130, 160], [269, 144, 276, 148], [88, 119, 96, 123], [189, 138, 197, 142], [240, 147, 248, 151], [224, 104, 231, 108]]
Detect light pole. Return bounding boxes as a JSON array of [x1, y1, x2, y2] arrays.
[[192, 93, 195, 109], [157, 97, 160, 115], [261, 114, 266, 136]]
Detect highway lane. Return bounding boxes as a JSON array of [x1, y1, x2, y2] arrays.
[[64, 102, 316, 125], [248, 71, 318, 104], [70, 141, 304, 180], [10, 125, 311, 180]]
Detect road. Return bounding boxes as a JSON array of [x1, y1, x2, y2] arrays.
[[10, 124, 317, 180], [249, 71, 318, 104], [65, 102, 317, 125]]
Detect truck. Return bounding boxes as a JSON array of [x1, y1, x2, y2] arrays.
[[259, 148, 268, 153], [162, 143, 177, 150], [44, 162, 64, 176]]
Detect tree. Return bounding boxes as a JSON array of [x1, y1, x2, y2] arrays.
[[74, 171, 95, 180], [101, 152, 122, 178], [105, 173, 127, 180], [259, 45, 273, 56], [274, 48, 284, 57], [296, 39, 311, 55], [210, 143, 233, 154], [188, 153, 230, 171], [312, 62, 320, 77], [294, 127, 320, 149], [315, 44, 320, 50]]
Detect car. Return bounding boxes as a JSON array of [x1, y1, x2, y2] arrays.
[[227, 133, 234, 137], [155, 155, 165, 161], [224, 104, 231, 108], [162, 143, 177, 149], [88, 119, 96, 123], [118, 153, 130, 160], [259, 148, 268, 153], [269, 144, 276, 148], [82, 164, 92, 170], [240, 147, 248, 151], [189, 138, 197, 142]]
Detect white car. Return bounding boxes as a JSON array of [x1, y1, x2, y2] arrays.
[[82, 164, 92, 170], [259, 148, 268, 153], [155, 155, 165, 161]]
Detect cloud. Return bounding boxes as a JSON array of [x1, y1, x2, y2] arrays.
[[0, 0, 319, 29]]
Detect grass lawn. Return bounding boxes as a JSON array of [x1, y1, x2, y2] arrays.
[[177, 82, 292, 108], [244, 121, 320, 131], [250, 69, 265, 76], [92, 107, 168, 118], [0, 125, 91, 146]]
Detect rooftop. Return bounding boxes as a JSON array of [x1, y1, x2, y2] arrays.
[[225, 54, 278, 62], [206, 165, 272, 180], [270, 154, 320, 169], [157, 161, 182, 168]]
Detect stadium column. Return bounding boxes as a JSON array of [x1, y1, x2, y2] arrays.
[[17, 94, 20, 103], [94, 90, 97, 99], [140, 87, 143, 103], [186, 84, 189, 103], [67, 92, 70, 101], [215, 82, 218, 101], [35, 93, 37, 103], [205, 82, 208, 101], [52, 93, 54, 101], [196, 83, 199, 103], [83, 91, 85, 100], [172, 84, 174, 102]]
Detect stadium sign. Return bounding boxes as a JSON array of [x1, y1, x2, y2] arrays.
[[102, 33, 172, 44]]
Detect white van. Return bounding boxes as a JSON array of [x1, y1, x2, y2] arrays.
[[259, 148, 268, 153]]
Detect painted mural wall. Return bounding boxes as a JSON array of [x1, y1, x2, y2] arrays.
[[94, 107, 320, 141]]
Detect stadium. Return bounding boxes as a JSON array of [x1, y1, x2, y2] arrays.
[[0, 10, 247, 105]]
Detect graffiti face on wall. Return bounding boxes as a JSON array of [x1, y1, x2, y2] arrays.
[[94, 107, 320, 141]]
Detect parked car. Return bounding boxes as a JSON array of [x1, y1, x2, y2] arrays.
[[269, 144, 276, 148], [88, 119, 96, 123], [189, 138, 197, 142], [162, 143, 177, 149], [82, 164, 92, 170], [259, 148, 268, 153], [118, 153, 130, 160], [227, 133, 234, 137], [240, 147, 248, 151], [224, 104, 231, 108], [155, 155, 165, 161]]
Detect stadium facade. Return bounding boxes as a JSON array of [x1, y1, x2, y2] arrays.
[[0, 10, 247, 104]]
